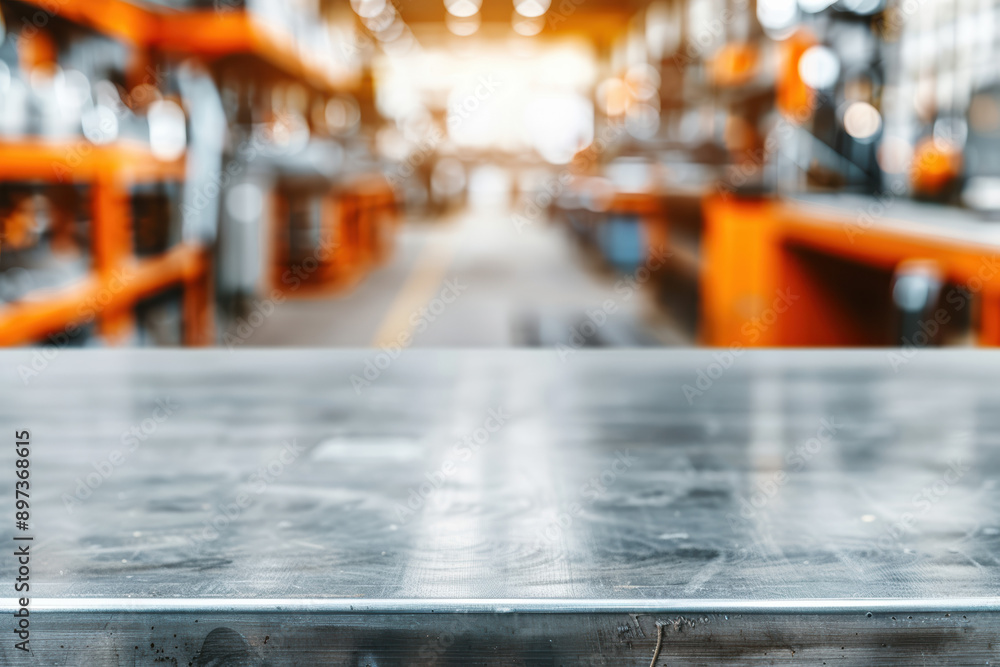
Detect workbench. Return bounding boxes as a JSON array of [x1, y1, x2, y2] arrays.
[[1, 350, 998, 664], [703, 193, 1000, 346], [575, 185, 1000, 347]]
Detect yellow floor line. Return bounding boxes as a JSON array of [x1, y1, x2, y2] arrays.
[[370, 233, 460, 347]]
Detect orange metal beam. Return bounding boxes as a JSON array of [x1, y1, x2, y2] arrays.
[[0, 243, 209, 346], [15, 0, 156, 44], [152, 12, 339, 91], [16, 0, 344, 92], [0, 140, 185, 184]]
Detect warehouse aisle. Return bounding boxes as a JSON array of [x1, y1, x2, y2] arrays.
[[246, 205, 683, 347]]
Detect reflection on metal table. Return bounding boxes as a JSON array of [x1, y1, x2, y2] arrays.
[[1, 350, 998, 665]]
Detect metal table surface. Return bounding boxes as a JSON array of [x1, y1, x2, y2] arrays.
[[1, 349, 999, 665]]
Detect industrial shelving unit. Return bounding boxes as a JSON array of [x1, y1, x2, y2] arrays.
[[13, 0, 355, 93], [0, 139, 208, 345], [0, 0, 397, 345], [270, 174, 397, 297]]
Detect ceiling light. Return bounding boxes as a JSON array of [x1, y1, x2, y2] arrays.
[[512, 13, 544, 35], [514, 0, 551, 18], [798, 45, 840, 89], [843, 101, 881, 142], [445, 0, 482, 18], [447, 13, 480, 35], [350, 0, 386, 19]]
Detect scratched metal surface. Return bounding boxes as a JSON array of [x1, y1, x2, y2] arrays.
[[0, 349, 998, 606]]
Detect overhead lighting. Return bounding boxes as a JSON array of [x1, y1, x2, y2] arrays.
[[447, 13, 480, 35], [798, 45, 840, 89], [843, 101, 881, 142], [526, 93, 593, 164], [514, 0, 551, 18], [364, 5, 397, 33], [757, 0, 798, 38], [798, 0, 835, 12], [512, 13, 544, 35], [350, 0, 387, 19], [373, 15, 405, 42], [445, 0, 482, 18]]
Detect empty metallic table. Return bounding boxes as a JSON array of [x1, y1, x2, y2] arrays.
[[1, 350, 998, 664]]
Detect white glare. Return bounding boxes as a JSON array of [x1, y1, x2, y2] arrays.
[[148, 100, 188, 160], [843, 101, 881, 141], [514, 0, 551, 18], [798, 46, 840, 89]]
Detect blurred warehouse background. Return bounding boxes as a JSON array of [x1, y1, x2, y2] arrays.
[[0, 0, 999, 349]]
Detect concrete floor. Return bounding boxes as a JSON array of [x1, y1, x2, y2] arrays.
[[245, 203, 683, 347]]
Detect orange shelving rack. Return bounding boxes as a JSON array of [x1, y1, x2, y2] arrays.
[[3, 0, 398, 346], [15, 0, 354, 93], [269, 175, 398, 297], [0, 140, 212, 346]]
